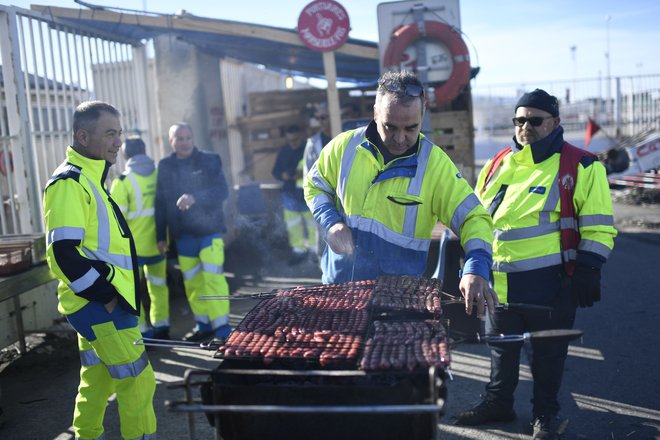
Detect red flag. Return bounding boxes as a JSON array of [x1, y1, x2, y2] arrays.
[[584, 117, 601, 147]]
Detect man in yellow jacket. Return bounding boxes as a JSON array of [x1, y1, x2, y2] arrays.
[[304, 70, 496, 318], [111, 137, 170, 339], [455, 89, 617, 439], [44, 101, 156, 439]]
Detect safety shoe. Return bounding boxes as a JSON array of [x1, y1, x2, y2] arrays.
[[288, 249, 307, 266], [152, 326, 170, 340], [183, 329, 214, 343], [531, 414, 560, 440], [141, 327, 156, 339], [454, 399, 516, 426]]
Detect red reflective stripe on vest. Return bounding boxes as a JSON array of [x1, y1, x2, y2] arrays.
[[558, 142, 596, 276], [481, 147, 512, 195]]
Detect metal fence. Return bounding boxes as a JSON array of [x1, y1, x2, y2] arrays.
[[471, 74, 660, 160], [0, 5, 151, 235]]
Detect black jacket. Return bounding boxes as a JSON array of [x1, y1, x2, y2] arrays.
[[155, 147, 228, 240]]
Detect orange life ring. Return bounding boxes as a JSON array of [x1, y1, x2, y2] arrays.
[[383, 20, 471, 107], [0, 150, 13, 176]]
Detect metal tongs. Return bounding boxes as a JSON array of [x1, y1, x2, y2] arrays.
[[479, 329, 584, 344], [443, 295, 554, 317], [134, 337, 226, 350]]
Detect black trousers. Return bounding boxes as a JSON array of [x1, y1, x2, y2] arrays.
[[484, 277, 577, 417]]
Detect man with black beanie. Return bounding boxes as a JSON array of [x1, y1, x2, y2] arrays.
[[455, 89, 617, 439]]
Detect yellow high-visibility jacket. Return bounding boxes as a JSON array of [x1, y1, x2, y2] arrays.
[[304, 122, 493, 284], [110, 155, 159, 258], [476, 128, 617, 304], [44, 147, 140, 315]]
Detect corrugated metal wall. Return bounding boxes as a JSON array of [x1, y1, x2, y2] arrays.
[[0, 5, 152, 235]]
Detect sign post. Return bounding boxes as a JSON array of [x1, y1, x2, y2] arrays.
[[297, 0, 350, 136]]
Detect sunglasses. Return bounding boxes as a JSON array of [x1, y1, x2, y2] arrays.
[[512, 116, 554, 127], [380, 82, 425, 98]]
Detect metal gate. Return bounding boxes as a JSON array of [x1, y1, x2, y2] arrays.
[[0, 5, 152, 235]]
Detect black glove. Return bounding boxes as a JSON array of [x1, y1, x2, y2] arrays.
[[570, 264, 601, 307]]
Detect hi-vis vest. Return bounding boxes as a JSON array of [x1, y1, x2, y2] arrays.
[[44, 147, 140, 315], [305, 126, 493, 280], [477, 141, 616, 303], [110, 169, 159, 257], [482, 143, 597, 276]]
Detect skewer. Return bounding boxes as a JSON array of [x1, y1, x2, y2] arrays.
[[442, 298, 553, 314], [199, 292, 276, 301], [134, 337, 225, 350], [478, 329, 584, 343]]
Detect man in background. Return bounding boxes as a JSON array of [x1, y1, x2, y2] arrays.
[[111, 136, 170, 339], [303, 103, 333, 259], [273, 124, 317, 264], [155, 123, 231, 342], [44, 101, 156, 439], [303, 102, 332, 178], [455, 89, 617, 439]]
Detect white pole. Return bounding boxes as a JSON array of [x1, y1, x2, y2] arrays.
[[323, 51, 342, 137], [605, 15, 612, 123]]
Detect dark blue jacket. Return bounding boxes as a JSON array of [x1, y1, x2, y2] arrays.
[[272, 143, 307, 211], [155, 147, 228, 240]]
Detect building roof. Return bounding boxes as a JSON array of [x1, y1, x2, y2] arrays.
[[31, 4, 381, 85]]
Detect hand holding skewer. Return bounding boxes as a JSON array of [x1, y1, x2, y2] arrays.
[[459, 274, 498, 319]]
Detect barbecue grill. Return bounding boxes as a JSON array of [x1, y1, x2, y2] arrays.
[[164, 276, 452, 440]]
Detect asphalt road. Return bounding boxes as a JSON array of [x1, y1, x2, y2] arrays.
[[1, 197, 659, 440]]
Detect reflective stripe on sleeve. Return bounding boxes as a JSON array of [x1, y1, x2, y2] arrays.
[[47, 226, 85, 245], [309, 192, 335, 212], [308, 164, 334, 194], [578, 239, 612, 258], [579, 214, 614, 227], [69, 267, 101, 293], [450, 193, 482, 237], [463, 237, 492, 255]]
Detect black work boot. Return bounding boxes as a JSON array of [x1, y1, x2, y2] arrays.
[[454, 399, 516, 425], [531, 414, 560, 440], [183, 329, 214, 343]]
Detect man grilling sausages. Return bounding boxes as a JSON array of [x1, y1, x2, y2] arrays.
[[304, 70, 497, 318]]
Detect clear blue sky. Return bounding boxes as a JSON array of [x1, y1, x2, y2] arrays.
[[9, 0, 660, 85]]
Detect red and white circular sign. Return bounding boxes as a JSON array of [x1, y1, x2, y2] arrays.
[[297, 0, 350, 52]]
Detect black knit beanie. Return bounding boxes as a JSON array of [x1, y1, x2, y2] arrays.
[[515, 89, 559, 117]]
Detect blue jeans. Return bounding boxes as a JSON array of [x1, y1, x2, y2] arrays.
[[484, 275, 576, 417]]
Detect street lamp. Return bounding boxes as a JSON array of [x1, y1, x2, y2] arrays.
[[605, 15, 611, 119], [570, 45, 577, 103]]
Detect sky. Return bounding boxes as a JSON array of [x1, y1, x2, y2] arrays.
[[8, 0, 660, 87]]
